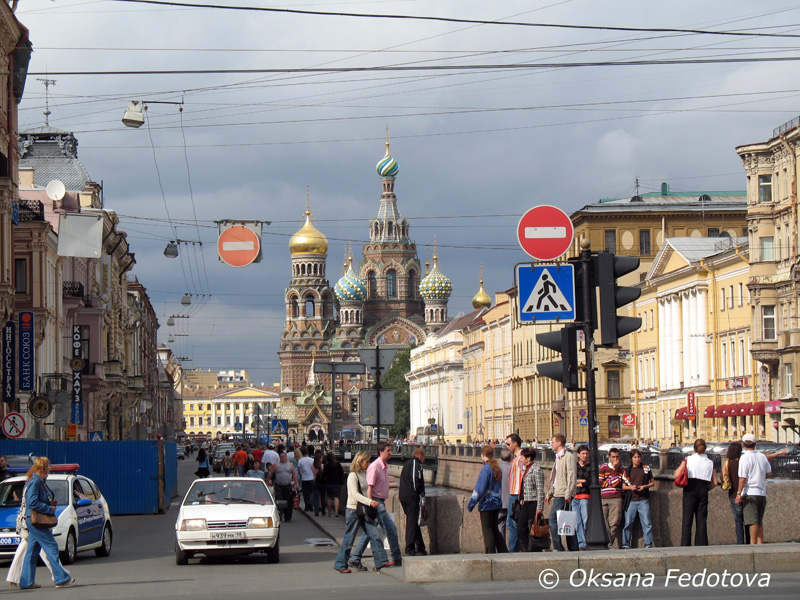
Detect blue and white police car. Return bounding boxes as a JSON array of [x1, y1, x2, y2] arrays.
[[0, 464, 112, 564]]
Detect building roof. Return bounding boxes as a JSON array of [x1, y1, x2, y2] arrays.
[[573, 189, 746, 216], [18, 130, 92, 190], [666, 236, 747, 263]]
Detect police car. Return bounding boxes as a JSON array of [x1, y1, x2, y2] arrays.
[[0, 464, 112, 564]]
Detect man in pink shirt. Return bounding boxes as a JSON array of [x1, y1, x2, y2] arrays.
[[364, 442, 402, 565]]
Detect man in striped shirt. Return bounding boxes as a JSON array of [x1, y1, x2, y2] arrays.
[[505, 433, 524, 552], [598, 448, 629, 549]]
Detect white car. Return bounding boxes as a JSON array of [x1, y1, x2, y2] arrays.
[[175, 477, 280, 565], [0, 468, 113, 564]]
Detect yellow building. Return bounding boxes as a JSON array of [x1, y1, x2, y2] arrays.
[[478, 293, 513, 441], [183, 386, 280, 439], [631, 237, 766, 446]]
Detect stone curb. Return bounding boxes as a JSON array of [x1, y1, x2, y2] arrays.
[[401, 543, 800, 583], [297, 510, 341, 547]]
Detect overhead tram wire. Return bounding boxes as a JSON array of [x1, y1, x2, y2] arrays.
[[109, 0, 800, 39]]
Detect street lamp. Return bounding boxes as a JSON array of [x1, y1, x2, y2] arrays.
[[122, 99, 184, 128]]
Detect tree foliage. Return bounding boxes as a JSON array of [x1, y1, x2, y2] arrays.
[[379, 348, 412, 438]]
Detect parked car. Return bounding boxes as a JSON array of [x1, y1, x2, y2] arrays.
[[0, 465, 113, 564], [175, 477, 280, 565]]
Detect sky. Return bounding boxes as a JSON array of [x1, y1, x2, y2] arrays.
[[13, 0, 800, 385]]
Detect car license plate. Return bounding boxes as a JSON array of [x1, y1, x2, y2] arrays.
[[0, 537, 21, 546], [209, 531, 245, 540]]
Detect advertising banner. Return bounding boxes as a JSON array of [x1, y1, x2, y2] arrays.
[[2, 321, 14, 403], [18, 312, 34, 392]]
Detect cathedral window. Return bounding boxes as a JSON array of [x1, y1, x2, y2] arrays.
[[387, 269, 397, 298], [408, 270, 418, 298], [368, 271, 377, 299], [305, 295, 315, 317], [387, 222, 394, 238]]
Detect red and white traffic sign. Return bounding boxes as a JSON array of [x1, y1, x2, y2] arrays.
[[621, 413, 636, 428], [217, 225, 261, 268], [2, 412, 26, 438], [517, 205, 574, 261]]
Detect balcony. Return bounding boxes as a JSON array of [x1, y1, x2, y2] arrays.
[[63, 281, 85, 299], [14, 199, 44, 222]]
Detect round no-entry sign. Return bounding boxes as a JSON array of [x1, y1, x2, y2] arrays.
[[2, 412, 26, 438], [217, 225, 261, 267], [517, 205, 574, 261]]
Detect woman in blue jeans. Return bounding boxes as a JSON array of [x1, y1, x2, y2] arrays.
[[723, 442, 748, 544], [334, 452, 389, 573], [19, 457, 74, 590]]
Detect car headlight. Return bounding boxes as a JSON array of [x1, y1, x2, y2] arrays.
[[247, 517, 273, 529], [179, 518, 207, 531]]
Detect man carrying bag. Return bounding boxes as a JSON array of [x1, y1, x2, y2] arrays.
[[544, 434, 578, 551]]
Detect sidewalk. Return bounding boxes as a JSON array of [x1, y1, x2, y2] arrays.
[[299, 509, 800, 584]]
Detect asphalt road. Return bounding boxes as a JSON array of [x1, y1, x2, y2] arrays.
[[1, 459, 797, 599]]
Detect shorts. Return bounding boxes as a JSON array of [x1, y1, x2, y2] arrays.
[[742, 495, 766, 526], [326, 484, 341, 499]]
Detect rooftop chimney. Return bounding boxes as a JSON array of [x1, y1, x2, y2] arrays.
[[661, 182, 669, 195]]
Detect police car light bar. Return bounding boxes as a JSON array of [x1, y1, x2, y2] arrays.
[[6, 463, 79, 475]]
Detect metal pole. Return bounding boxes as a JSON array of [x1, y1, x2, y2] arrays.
[[376, 345, 381, 445], [329, 369, 336, 447], [581, 240, 610, 550]]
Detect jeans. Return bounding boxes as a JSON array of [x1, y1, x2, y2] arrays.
[[335, 508, 387, 569], [506, 494, 520, 552], [350, 500, 400, 564], [572, 497, 590, 549], [19, 518, 71, 589], [301, 480, 314, 510], [622, 499, 653, 548], [729, 496, 747, 544], [548, 497, 578, 551]]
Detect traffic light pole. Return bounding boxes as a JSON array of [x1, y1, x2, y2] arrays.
[[579, 240, 611, 550]]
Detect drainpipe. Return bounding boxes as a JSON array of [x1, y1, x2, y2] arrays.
[[698, 259, 719, 435], [734, 245, 749, 265]]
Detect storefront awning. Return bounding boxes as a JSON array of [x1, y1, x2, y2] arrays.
[[749, 401, 765, 416], [713, 404, 726, 418], [703, 405, 715, 418], [675, 407, 688, 420]]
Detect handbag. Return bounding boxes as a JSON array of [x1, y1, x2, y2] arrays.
[[674, 460, 689, 488], [530, 513, 550, 539], [31, 509, 58, 529], [418, 496, 430, 527], [355, 475, 378, 522], [557, 506, 577, 536]]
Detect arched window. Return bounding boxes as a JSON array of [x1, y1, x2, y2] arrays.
[[368, 271, 377, 299], [291, 297, 299, 318], [407, 270, 418, 298], [387, 222, 393, 238], [387, 269, 397, 298], [305, 295, 315, 317]]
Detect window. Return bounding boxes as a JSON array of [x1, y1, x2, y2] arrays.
[[350, 398, 358, 414], [607, 371, 621, 398], [189, 417, 195, 426], [730, 339, 737, 377], [226, 416, 231, 425], [216, 416, 221, 425], [738, 283, 744, 306], [784, 364, 793, 397], [649, 310, 654, 330], [708, 228, 720, 237], [721, 288, 726, 311], [207, 404, 212, 411], [721, 343, 727, 378], [759, 174, 772, 203], [760, 237, 775, 262], [386, 269, 397, 298], [639, 230, 651, 255], [762, 305, 776, 340], [729, 285, 734, 309], [777, 227, 782, 261], [14, 258, 27, 294], [234, 403, 239, 410], [305, 295, 315, 317], [604, 229, 617, 254]]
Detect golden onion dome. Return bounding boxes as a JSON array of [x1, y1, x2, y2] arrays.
[[472, 279, 492, 310], [289, 209, 328, 255]]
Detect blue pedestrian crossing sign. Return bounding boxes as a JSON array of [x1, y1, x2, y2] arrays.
[[579, 417, 589, 427], [271, 419, 288, 435], [90, 431, 104, 442], [516, 264, 575, 323]]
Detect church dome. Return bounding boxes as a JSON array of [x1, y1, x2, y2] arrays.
[[289, 209, 328, 255], [472, 280, 492, 310], [419, 256, 452, 301], [334, 258, 367, 302], [376, 147, 399, 178]]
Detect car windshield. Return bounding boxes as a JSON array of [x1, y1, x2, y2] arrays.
[[184, 480, 273, 506], [0, 479, 69, 508]]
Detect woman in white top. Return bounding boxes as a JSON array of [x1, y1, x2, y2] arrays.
[[333, 452, 389, 573], [674, 438, 718, 546]]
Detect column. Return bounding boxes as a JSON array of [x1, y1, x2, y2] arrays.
[[682, 291, 691, 388], [212, 402, 217, 431], [658, 299, 667, 391], [671, 295, 682, 390], [696, 288, 709, 385]]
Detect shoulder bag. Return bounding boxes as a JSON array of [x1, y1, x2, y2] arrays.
[[530, 512, 550, 539], [31, 481, 58, 529], [354, 475, 378, 523], [674, 460, 689, 488]]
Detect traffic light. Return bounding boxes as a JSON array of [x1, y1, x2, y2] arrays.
[[594, 252, 642, 347], [536, 323, 580, 390], [570, 257, 597, 328]]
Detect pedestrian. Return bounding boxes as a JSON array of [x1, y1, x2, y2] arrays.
[[296, 446, 315, 511], [7, 466, 63, 589], [245, 461, 266, 480], [336, 452, 390, 573], [722, 441, 747, 544], [263, 445, 279, 471], [399, 447, 427, 556], [504, 433, 524, 552], [324, 452, 345, 517], [195, 448, 210, 479], [232, 445, 248, 477], [598, 447, 627, 549], [252, 445, 264, 466], [17, 457, 74, 589], [736, 433, 773, 544], [675, 438, 718, 546], [467, 445, 507, 554], [0, 456, 9, 481], [544, 434, 578, 552], [497, 449, 512, 543], [516, 447, 544, 552], [267, 451, 299, 522], [221, 451, 234, 477], [348, 442, 402, 567], [621, 449, 654, 549], [572, 444, 590, 551], [313, 449, 327, 516]]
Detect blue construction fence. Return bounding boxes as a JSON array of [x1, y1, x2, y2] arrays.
[[0, 440, 178, 515]]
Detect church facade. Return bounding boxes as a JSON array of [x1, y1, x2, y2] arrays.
[[276, 141, 452, 442]]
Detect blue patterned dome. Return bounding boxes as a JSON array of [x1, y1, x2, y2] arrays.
[[334, 259, 367, 302], [419, 257, 452, 301], [376, 148, 399, 178]]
